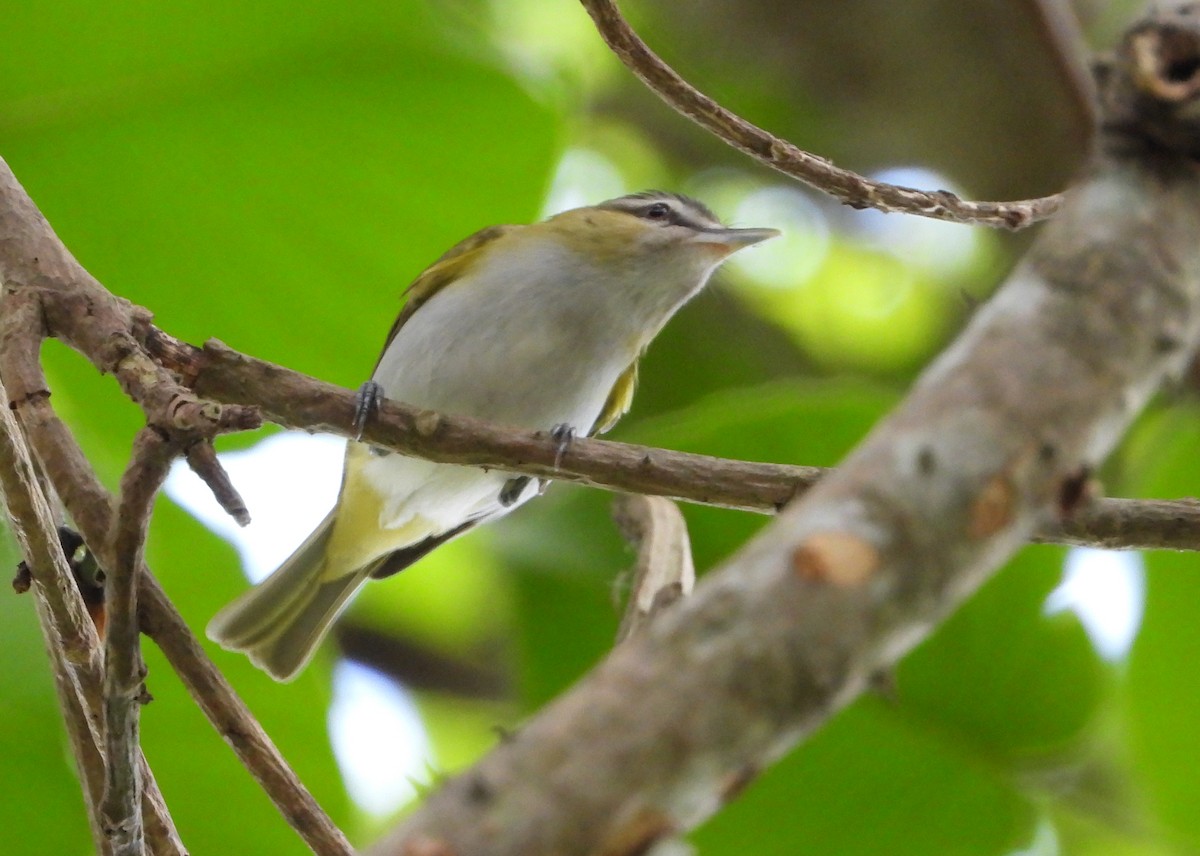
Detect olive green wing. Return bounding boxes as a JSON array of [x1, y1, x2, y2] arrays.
[[589, 360, 639, 436], [375, 224, 520, 366]]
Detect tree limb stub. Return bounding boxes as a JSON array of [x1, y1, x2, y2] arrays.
[[374, 6, 1200, 854], [613, 494, 696, 642]]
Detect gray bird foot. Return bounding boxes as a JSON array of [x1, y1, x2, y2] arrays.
[[550, 423, 575, 469], [354, 380, 384, 441]]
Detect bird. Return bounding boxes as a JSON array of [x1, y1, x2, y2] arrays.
[[207, 190, 779, 680]]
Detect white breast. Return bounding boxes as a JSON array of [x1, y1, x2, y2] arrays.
[[361, 235, 641, 532], [373, 236, 637, 432]]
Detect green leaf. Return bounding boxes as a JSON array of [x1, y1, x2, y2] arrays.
[[899, 544, 1106, 760], [694, 697, 1036, 855]]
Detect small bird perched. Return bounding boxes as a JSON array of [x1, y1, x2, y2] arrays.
[[207, 190, 778, 680]]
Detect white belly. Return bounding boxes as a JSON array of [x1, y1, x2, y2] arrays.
[[374, 242, 635, 432], [363, 240, 638, 533]]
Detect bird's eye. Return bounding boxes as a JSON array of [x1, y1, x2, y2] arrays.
[[642, 202, 672, 221]]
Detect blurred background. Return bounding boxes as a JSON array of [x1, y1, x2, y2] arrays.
[[5, 0, 1200, 853]]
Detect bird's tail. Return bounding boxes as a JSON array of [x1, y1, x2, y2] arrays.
[[206, 511, 370, 681]]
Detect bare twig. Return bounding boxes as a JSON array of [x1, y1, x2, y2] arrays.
[[137, 578, 355, 855], [0, 374, 185, 856], [578, 0, 1064, 229], [185, 441, 250, 526], [151, 332, 1200, 553], [0, 374, 108, 852], [101, 429, 176, 856], [42, 627, 111, 854], [613, 494, 695, 642], [8, 366, 354, 856], [374, 7, 1200, 852], [0, 161, 351, 855]]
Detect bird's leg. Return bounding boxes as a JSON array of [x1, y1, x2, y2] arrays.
[[550, 423, 576, 469], [354, 380, 384, 441]]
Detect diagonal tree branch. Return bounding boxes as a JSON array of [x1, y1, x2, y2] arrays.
[[0, 198, 352, 852], [368, 6, 1200, 853], [0, 374, 110, 854], [578, 0, 1065, 229], [0, 349, 356, 856], [0, 373, 185, 855]]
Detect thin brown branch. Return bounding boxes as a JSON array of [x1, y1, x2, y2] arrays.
[[0, 375, 185, 855], [147, 332, 1200, 554], [613, 494, 694, 642], [42, 625, 111, 854], [0, 160, 351, 855], [10, 371, 354, 856], [0, 384, 100, 662], [335, 623, 509, 699], [137, 577, 355, 855], [101, 428, 175, 856], [578, 0, 1064, 229], [1033, 496, 1200, 549], [375, 7, 1200, 852], [0, 375, 108, 852]]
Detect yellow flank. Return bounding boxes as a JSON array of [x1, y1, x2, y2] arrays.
[[591, 360, 639, 435], [321, 442, 434, 579]]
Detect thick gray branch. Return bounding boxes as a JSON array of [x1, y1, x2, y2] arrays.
[[374, 8, 1200, 854]]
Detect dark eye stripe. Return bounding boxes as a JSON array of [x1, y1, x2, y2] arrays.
[[640, 202, 674, 222], [595, 191, 723, 230]]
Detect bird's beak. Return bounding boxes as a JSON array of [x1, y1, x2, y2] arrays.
[[692, 227, 781, 255]]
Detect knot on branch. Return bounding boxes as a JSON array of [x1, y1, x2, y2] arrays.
[[1131, 14, 1200, 102], [1099, 4, 1200, 156], [164, 395, 260, 436], [141, 393, 260, 528]]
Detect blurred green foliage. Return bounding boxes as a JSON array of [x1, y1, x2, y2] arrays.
[[0, 1, 1190, 855]]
